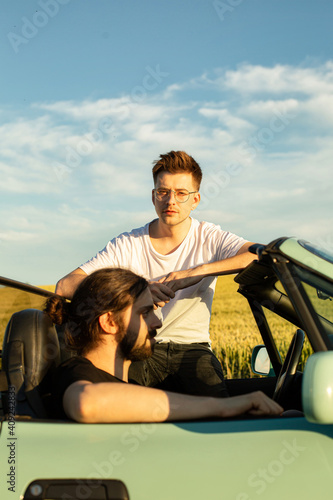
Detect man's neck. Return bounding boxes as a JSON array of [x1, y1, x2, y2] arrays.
[[149, 217, 192, 255], [85, 345, 131, 382]]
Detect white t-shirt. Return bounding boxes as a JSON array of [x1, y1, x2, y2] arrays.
[[80, 218, 246, 343]]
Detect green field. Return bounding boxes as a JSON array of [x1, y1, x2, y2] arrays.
[[0, 277, 313, 379]]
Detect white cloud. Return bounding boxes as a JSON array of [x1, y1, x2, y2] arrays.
[[0, 230, 37, 242], [199, 106, 254, 135], [240, 99, 299, 121], [166, 61, 333, 100], [216, 62, 333, 95], [302, 93, 333, 127], [1, 60, 333, 282]]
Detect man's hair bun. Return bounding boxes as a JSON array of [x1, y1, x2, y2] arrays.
[[44, 295, 69, 325]]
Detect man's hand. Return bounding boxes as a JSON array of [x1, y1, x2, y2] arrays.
[[219, 391, 283, 419], [149, 281, 175, 308], [158, 244, 257, 294], [149, 243, 257, 304], [149, 271, 201, 308], [159, 269, 204, 293]]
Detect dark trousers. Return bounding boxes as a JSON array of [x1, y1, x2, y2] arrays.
[[129, 342, 229, 398]]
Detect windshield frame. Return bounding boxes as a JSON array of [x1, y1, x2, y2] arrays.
[[272, 256, 333, 352]]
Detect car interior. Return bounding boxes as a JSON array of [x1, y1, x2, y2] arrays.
[[0, 259, 305, 421]]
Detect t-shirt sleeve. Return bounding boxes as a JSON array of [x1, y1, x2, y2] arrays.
[[79, 230, 140, 274], [52, 358, 123, 419], [80, 241, 117, 274], [217, 231, 247, 260], [53, 358, 100, 405], [206, 224, 248, 262]]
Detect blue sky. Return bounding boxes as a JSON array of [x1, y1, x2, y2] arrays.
[[1, 0, 333, 285]]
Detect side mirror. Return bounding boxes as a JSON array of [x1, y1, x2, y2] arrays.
[[251, 345, 275, 376], [302, 352, 333, 424]]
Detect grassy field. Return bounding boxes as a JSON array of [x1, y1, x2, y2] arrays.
[[0, 277, 313, 379], [210, 276, 313, 378], [0, 284, 55, 342]]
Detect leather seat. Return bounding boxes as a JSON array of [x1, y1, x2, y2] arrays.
[[1, 309, 61, 418]]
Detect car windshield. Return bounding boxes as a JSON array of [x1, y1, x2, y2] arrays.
[[294, 267, 333, 335]]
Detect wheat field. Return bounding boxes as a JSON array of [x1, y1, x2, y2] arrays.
[[0, 277, 313, 378], [210, 275, 313, 378]]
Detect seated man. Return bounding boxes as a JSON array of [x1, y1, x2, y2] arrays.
[[46, 267, 282, 423]]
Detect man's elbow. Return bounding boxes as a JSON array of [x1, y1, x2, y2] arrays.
[[63, 385, 96, 423], [67, 400, 93, 423], [55, 277, 66, 296], [55, 270, 86, 299]]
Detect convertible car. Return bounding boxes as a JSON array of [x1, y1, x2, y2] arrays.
[[0, 236, 333, 500]]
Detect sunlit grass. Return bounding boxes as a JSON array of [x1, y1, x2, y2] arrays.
[[0, 285, 55, 342], [210, 276, 313, 379]]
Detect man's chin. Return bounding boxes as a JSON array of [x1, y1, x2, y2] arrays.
[[128, 343, 154, 362]]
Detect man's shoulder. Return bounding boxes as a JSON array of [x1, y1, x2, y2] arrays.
[[112, 221, 151, 243], [192, 218, 222, 234], [191, 218, 245, 247], [104, 223, 151, 254], [56, 356, 124, 384], [56, 355, 92, 373]]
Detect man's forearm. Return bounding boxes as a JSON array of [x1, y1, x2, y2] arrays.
[[64, 381, 283, 423], [64, 381, 218, 423], [55, 269, 87, 299], [198, 250, 256, 277], [162, 248, 256, 292], [194, 241, 256, 278]]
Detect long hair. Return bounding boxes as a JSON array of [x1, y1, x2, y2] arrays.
[[45, 268, 148, 355], [152, 151, 202, 190]]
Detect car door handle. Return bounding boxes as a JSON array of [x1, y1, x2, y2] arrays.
[[23, 479, 129, 500]]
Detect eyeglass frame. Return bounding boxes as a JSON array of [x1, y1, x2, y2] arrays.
[[153, 188, 198, 203]]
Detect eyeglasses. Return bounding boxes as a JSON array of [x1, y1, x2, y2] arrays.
[[153, 188, 198, 203]]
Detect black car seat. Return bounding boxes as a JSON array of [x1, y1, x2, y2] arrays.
[[0, 309, 61, 418]]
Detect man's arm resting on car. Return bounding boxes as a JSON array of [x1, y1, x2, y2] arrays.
[[160, 242, 256, 293], [55, 268, 87, 299], [63, 380, 283, 423], [56, 243, 255, 303]]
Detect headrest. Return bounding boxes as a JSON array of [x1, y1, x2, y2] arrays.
[[2, 309, 61, 417]]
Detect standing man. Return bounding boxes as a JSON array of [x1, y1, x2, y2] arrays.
[[48, 267, 282, 422], [55, 151, 256, 397]]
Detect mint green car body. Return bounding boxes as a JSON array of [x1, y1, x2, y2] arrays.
[[1, 236, 333, 500]]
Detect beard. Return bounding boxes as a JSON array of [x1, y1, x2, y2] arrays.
[[116, 321, 156, 362]]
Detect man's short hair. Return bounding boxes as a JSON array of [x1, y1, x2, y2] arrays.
[[152, 151, 202, 190]]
